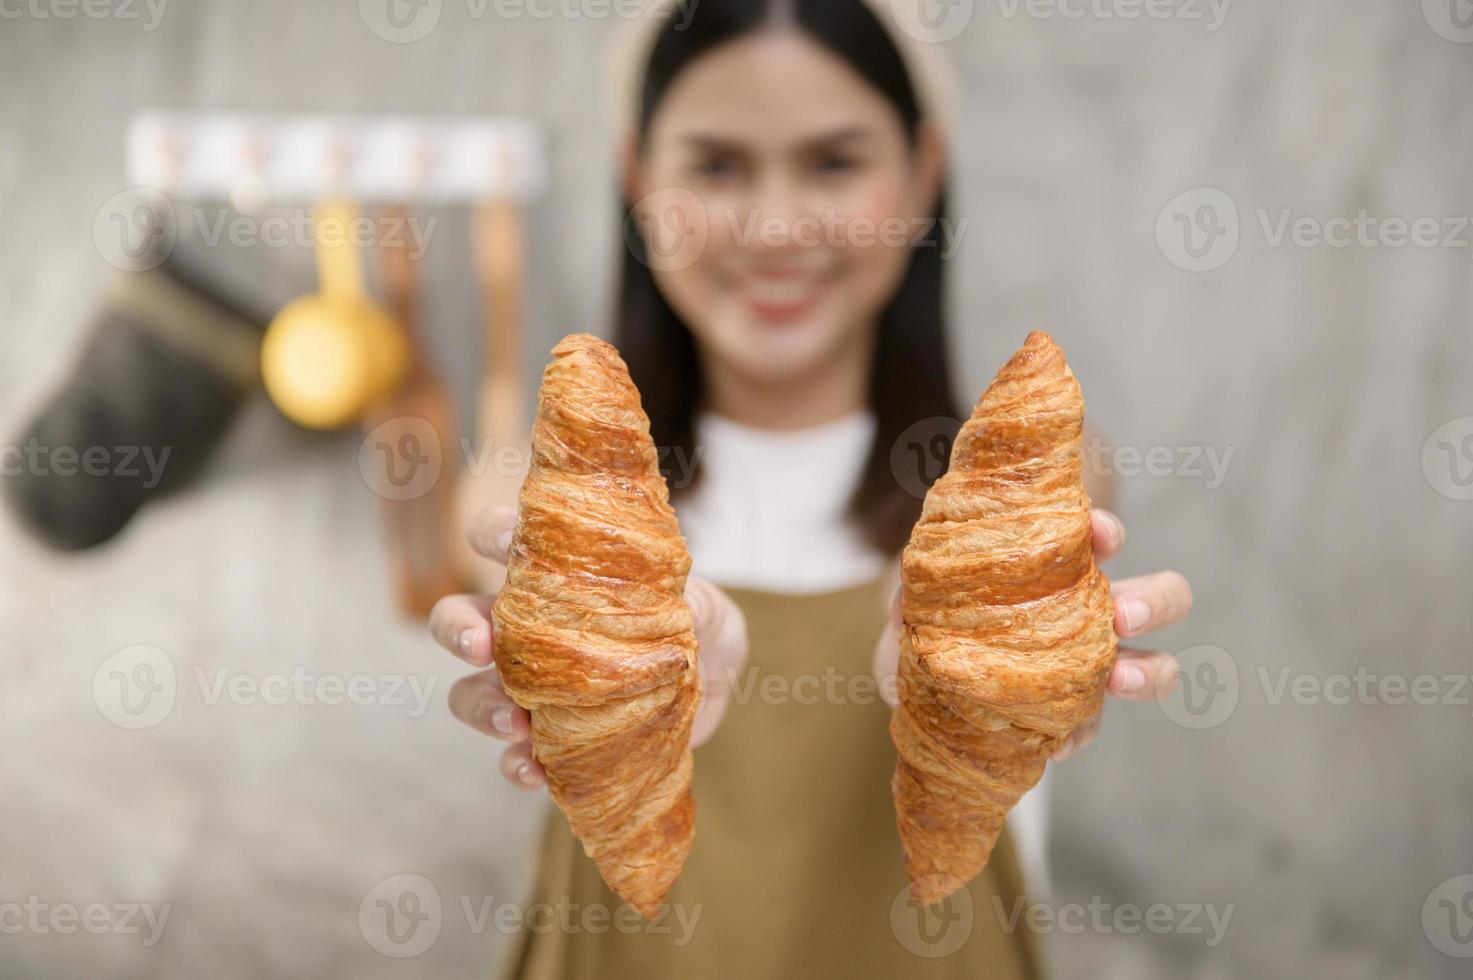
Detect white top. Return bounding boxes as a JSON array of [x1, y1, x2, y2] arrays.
[[675, 410, 1052, 896], [678, 411, 889, 593]]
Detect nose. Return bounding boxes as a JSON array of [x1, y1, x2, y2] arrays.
[[739, 172, 814, 252]]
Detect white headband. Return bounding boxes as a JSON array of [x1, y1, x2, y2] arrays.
[[604, 0, 960, 140]]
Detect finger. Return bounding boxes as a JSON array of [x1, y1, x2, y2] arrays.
[[686, 578, 750, 673], [685, 577, 749, 747], [1091, 509, 1126, 562], [1108, 647, 1179, 701], [447, 670, 530, 741], [499, 740, 547, 790], [1110, 569, 1194, 638], [428, 593, 496, 666], [1052, 714, 1101, 761], [874, 623, 901, 709], [467, 506, 518, 565]]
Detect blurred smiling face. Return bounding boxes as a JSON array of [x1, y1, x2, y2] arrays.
[[629, 28, 940, 389]]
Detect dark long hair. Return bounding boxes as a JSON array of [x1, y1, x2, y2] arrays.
[[615, 0, 961, 556]]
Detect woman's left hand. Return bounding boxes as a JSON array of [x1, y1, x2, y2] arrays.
[[872, 509, 1192, 760]]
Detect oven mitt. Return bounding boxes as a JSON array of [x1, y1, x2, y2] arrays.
[[3, 263, 267, 550]]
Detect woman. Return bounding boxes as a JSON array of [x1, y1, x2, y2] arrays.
[[430, 0, 1193, 976]]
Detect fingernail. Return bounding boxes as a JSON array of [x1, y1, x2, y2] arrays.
[[1110, 514, 1126, 547], [457, 628, 479, 659], [1117, 663, 1147, 693], [515, 762, 532, 784], [1122, 599, 1151, 634], [490, 706, 514, 735], [496, 530, 514, 555]]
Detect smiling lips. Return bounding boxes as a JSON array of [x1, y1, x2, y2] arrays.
[[737, 267, 834, 324]]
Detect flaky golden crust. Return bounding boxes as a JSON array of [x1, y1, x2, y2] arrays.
[[492, 333, 699, 920], [891, 331, 1117, 906]]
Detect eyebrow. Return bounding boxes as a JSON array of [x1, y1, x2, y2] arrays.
[[677, 125, 875, 153]]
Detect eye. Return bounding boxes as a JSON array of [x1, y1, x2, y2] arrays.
[[691, 152, 744, 182], [815, 151, 860, 175]]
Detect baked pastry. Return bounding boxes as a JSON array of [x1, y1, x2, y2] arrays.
[[492, 333, 700, 919], [890, 331, 1117, 906]]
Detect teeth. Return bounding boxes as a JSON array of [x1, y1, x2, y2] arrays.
[[747, 280, 811, 305]]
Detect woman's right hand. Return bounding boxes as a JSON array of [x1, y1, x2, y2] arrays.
[[429, 506, 749, 791]]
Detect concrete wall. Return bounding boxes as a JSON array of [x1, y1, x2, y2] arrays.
[[1, 2, 1470, 977]]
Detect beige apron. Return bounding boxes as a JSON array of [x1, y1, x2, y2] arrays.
[[501, 580, 1045, 980]]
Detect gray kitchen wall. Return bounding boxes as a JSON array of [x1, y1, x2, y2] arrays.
[[1, 2, 1470, 978]]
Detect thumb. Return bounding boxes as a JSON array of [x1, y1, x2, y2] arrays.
[[467, 505, 518, 565], [684, 577, 748, 666]]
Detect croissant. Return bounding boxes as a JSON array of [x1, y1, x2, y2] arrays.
[[890, 330, 1118, 906], [492, 333, 700, 920]]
